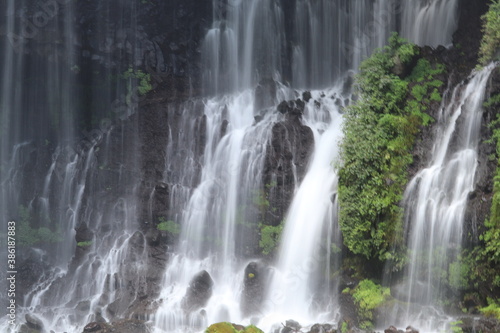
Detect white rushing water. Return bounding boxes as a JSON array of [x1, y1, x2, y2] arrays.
[[259, 88, 345, 330], [401, 0, 459, 48], [381, 64, 496, 332]]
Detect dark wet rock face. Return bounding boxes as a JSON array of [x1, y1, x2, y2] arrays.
[[263, 99, 314, 227]]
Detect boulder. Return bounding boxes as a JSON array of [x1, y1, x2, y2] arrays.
[[282, 319, 301, 333], [241, 262, 268, 316], [309, 323, 336, 333], [405, 326, 419, 333], [83, 322, 105, 332], [384, 326, 404, 333], [302, 91, 312, 102], [25, 314, 44, 331], [181, 270, 214, 312]]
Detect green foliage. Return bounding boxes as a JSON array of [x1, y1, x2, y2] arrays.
[[480, 299, 500, 319], [481, 109, 500, 268], [157, 217, 181, 234], [205, 322, 264, 333], [121, 67, 153, 96], [252, 189, 270, 212], [448, 259, 470, 291], [449, 320, 463, 333], [242, 325, 264, 333], [461, 104, 500, 312], [17, 205, 62, 246], [77, 241, 93, 247], [205, 322, 238, 333], [484, 93, 500, 108], [341, 321, 348, 333], [259, 221, 284, 255], [338, 33, 444, 261], [479, 0, 500, 65], [351, 279, 391, 329]]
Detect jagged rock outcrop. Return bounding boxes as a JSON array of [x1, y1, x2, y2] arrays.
[[263, 97, 314, 227]]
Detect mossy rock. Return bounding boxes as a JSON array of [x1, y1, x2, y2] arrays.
[[205, 322, 264, 333], [205, 322, 239, 333], [243, 324, 264, 333]]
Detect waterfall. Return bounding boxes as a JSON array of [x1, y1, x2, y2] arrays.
[[401, 0, 459, 48], [156, 0, 461, 332], [0, 0, 464, 332], [0, 1, 151, 332], [384, 64, 496, 332], [260, 89, 345, 328]]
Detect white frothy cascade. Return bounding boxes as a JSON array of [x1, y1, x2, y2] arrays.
[[381, 64, 496, 332], [259, 89, 345, 330]]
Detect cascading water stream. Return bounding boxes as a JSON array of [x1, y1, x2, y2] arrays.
[[0, 1, 153, 332], [400, 0, 459, 48], [384, 64, 496, 332], [153, 86, 295, 333], [260, 89, 345, 329]]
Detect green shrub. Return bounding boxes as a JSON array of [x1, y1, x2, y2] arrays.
[[157, 217, 181, 234], [121, 67, 153, 96], [338, 33, 444, 263], [480, 299, 500, 319], [479, 0, 500, 65], [352, 279, 391, 329], [242, 325, 264, 333], [259, 221, 284, 255], [484, 93, 500, 108], [341, 321, 348, 333], [458, 97, 500, 313], [204, 322, 264, 333], [448, 259, 470, 290], [449, 320, 463, 333], [205, 322, 238, 333]]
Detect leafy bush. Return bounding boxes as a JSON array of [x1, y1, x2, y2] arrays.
[[448, 259, 470, 291], [338, 33, 444, 262], [484, 93, 500, 108], [352, 279, 391, 329], [121, 67, 153, 96], [480, 299, 500, 319], [205, 322, 264, 333], [259, 221, 283, 255], [205, 322, 238, 333], [449, 320, 464, 333], [157, 217, 181, 234], [479, 0, 500, 65]]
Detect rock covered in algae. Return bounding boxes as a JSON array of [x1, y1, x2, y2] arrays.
[[205, 322, 264, 333]]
